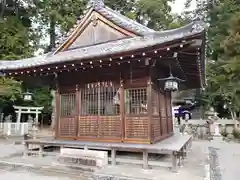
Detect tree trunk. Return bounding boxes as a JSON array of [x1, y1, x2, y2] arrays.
[[49, 15, 56, 50]]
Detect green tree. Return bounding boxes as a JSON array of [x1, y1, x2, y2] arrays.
[[0, 77, 21, 102], [193, 1, 240, 121], [0, 0, 39, 115], [133, 0, 174, 30], [31, 0, 87, 51]]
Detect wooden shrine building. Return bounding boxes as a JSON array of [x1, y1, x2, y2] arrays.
[[0, 0, 206, 144]]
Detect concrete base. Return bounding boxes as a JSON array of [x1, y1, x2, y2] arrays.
[[212, 135, 223, 142]]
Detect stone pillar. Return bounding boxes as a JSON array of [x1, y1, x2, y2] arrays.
[[171, 151, 178, 173], [211, 122, 223, 141], [39, 145, 44, 157], [111, 148, 116, 165], [143, 150, 148, 169], [24, 142, 29, 157]]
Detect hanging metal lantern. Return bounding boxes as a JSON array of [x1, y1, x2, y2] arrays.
[[163, 75, 179, 91], [158, 65, 185, 92], [23, 91, 33, 101]]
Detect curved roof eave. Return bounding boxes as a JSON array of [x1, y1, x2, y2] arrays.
[[0, 20, 206, 71]]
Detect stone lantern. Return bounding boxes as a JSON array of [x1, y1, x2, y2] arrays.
[[205, 107, 222, 140]]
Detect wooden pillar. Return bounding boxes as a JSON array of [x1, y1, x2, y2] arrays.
[[159, 91, 163, 136], [120, 80, 125, 142], [75, 85, 80, 139], [55, 88, 60, 139], [165, 92, 169, 134], [169, 92, 173, 133], [147, 78, 153, 143], [97, 83, 101, 138]]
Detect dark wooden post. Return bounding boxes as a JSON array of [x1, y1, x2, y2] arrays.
[[55, 73, 60, 139], [169, 92, 173, 133], [75, 85, 80, 139], [147, 78, 153, 143], [158, 90, 163, 137], [120, 80, 125, 142], [55, 88, 60, 139], [165, 92, 169, 134]]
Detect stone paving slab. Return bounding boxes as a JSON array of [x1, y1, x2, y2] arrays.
[[209, 142, 240, 180], [0, 142, 24, 159], [0, 168, 70, 180]]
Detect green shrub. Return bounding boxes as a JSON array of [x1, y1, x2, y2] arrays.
[[232, 128, 240, 139], [221, 127, 229, 137]]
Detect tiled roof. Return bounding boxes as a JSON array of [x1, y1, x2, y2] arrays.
[[0, 21, 205, 71]]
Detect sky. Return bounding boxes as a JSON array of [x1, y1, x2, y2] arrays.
[[171, 0, 196, 14]]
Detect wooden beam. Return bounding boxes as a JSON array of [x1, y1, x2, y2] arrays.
[[120, 80, 125, 142], [55, 75, 60, 139], [147, 75, 153, 143], [75, 85, 80, 139]]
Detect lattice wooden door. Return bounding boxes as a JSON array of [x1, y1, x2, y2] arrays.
[[77, 83, 122, 140], [58, 93, 77, 139]]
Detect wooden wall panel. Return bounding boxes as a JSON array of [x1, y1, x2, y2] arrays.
[[68, 15, 127, 50], [58, 117, 76, 138], [98, 116, 121, 138], [152, 116, 161, 140], [160, 117, 168, 136], [125, 116, 149, 139], [77, 116, 122, 139], [78, 116, 98, 137]]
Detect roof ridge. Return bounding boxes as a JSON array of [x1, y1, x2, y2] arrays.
[[98, 6, 155, 34], [87, 0, 105, 9]]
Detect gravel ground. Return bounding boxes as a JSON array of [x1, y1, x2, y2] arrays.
[[0, 168, 71, 180], [1, 139, 239, 180]]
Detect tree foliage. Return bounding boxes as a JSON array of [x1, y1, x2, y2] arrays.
[[0, 0, 34, 108], [183, 0, 240, 118], [0, 77, 22, 103]]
